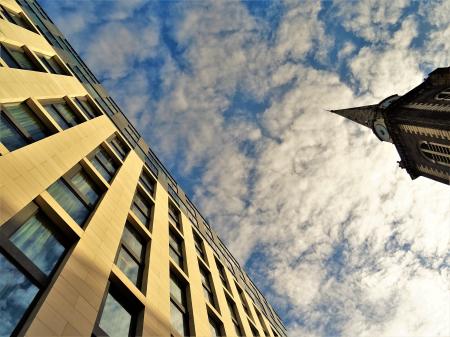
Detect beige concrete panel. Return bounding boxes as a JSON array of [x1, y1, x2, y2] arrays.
[[228, 278, 253, 337], [0, 116, 115, 225], [0, 67, 87, 103], [0, 20, 54, 54], [24, 151, 144, 337], [142, 181, 172, 336], [0, 0, 22, 14]]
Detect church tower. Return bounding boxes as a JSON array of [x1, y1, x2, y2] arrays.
[[332, 67, 450, 185]]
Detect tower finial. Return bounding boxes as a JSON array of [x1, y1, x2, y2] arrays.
[[330, 104, 379, 129]]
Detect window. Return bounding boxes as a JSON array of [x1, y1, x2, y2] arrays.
[[227, 297, 243, 336], [0, 44, 42, 71], [215, 258, 229, 290], [90, 146, 119, 182], [131, 191, 153, 228], [0, 203, 70, 337], [47, 165, 102, 226], [237, 286, 251, 318], [37, 54, 68, 75], [169, 201, 181, 230], [0, 5, 34, 31], [170, 274, 190, 336], [108, 135, 129, 160], [73, 97, 100, 119], [256, 310, 270, 337], [250, 324, 260, 337], [436, 88, 450, 100], [43, 101, 83, 130], [209, 315, 224, 337], [139, 170, 156, 196], [116, 223, 146, 287], [0, 102, 50, 151], [94, 283, 139, 337], [169, 230, 184, 269], [193, 231, 205, 260], [200, 265, 216, 308], [420, 141, 450, 167]]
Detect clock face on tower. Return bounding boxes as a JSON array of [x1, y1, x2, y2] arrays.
[[373, 120, 391, 142]]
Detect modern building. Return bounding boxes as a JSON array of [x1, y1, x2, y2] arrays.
[[332, 67, 450, 185], [0, 0, 287, 336]]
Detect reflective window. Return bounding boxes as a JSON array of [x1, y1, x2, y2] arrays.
[[0, 203, 71, 337], [48, 165, 101, 226], [131, 192, 152, 228], [116, 224, 145, 287], [38, 55, 68, 75], [193, 232, 205, 260], [74, 97, 100, 119], [0, 44, 41, 71], [108, 136, 129, 160], [215, 258, 229, 290], [420, 141, 450, 167], [43, 102, 82, 130], [0, 103, 50, 151], [227, 297, 242, 336], [10, 212, 65, 275], [209, 315, 223, 337], [237, 286, 251, 317], [0, 5, 34, 31], [90, 146, 119, 182], [168, 201, 181, 230], [98, 292, 132, 337], [200, 265, 216, 308], [170, 274, 189, 336], [0, 254, 39, 337], [139, 170, 155, 196], [169, 230, 183, 268]]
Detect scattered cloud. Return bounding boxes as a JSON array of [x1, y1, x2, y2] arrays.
[[40, 0, 450, 336]]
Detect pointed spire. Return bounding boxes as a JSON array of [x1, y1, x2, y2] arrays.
[[330, 104, 379, 129]]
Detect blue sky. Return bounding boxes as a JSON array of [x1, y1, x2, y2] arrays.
[[40, 1, 450, 336]]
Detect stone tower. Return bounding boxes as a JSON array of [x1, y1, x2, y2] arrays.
[[332, 67, 450, 185]]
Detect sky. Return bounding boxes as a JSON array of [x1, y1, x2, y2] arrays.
[[39, 1, 450, 336]]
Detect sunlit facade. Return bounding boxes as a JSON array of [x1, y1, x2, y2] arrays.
[[0, 0, 287, 336]]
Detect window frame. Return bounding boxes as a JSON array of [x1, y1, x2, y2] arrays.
[[169, 272, 190, 337], [88, 144, 120, 183], [0, 42, 44, 71], [36, 53, 70, 75], [435, 88, 450, 101], [41, 99, 84, 130], [73, 96, 103, 120], [0, 5, 36, 32], [168, 200, 182, 231], [419, 141, 450, 167], [131, 189, 154, 229], [169, 228, 184, 270], [139, 168, 156, 197]]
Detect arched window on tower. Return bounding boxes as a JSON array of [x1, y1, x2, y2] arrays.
[[419, 141, 450, 167], [435, 88, 450, 100]]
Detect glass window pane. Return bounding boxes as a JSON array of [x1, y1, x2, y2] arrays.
[[48, 180, 89, 225], [47, 57, 65, 75], [169, 246, 182, 266], [44, 104, 70, 129], [9, 49, 36, 70], [134, 193, 150, 215], [116, 248, 139, 285], [54, 103, 79, 127], [0, 45, 20, 68], [91, 156, 112, 182], [98, 293, 132, 337], [170, 277, 183, 305], [209, 317, 222, 337], [110, 137, 127, 159], [70, 170, 100, 206], [6, 103, 47, 141], [0, 254, 39, 337], [96, 148, 116, 175], [74, 98, 96, 119], [170, 301, 186, 337], [0, 113, 27, 151], [122, 226, 143, 258], [131, 203, 148, 226], [10, 212, 65, 275], [139, 173, 154, 195]]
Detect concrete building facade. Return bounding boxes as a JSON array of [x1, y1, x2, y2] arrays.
[[0, 0, 287, 336]]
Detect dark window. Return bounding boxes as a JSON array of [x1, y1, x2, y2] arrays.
[[237, 286, 251, 317], [0, 44, 42, 71], [209, 315, 224, 337], [131, 191, 153, 228], [0, 5, 33, 31], [250, 323, 260, 337], [169, 230, 184, 269], [168, 201, 181, 231], [420, 142, 450, 167], [0, 203, 70, 336], [227, 297, 243, 336], [436, 88, 450, 100], [47, 165, 102, 226], [73, 97, 100, 119], [199, 265, 216, 307], [116, 223, 146, 287], [193, 232, 205, 260], [256, 310, 270, 337], [94, 283, 140, 337], [215, 259, 229, 290], [43, 101, 82, 130], [90, 146, 119, 182], [37, 55, 68, 75], [0, 102, 50, 151], [139, 170, 155, 196], [108, 136, 129, 160], [170, 274, 190, 336]]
